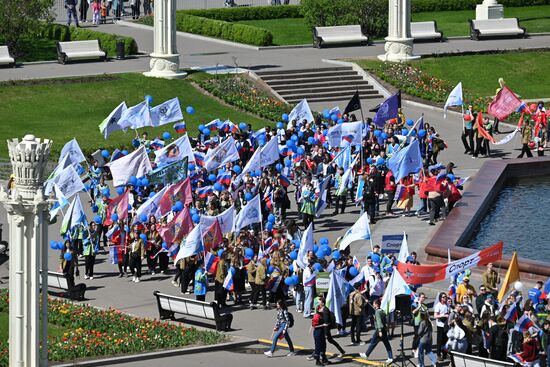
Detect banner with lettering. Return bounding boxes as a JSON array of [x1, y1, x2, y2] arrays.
[[397, 241, 503, 285]]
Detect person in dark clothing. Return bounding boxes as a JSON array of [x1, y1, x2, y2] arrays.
[[79, 0, 89, 22], [61, 241, 79, 289], [462, 107, 476, 154], [362, 173, 377, 224], [488, 317, 508, 361], [320, 299, 346, 357]]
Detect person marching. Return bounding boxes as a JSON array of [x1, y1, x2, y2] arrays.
[[359, 298, 393, 363], [264, 300, 296, 358]]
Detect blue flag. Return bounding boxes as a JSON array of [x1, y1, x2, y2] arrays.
[[387, 139, 423, 182], [373, 91, 400, 127]]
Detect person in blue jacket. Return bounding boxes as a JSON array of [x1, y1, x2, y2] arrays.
[[194, 261, 208, 302]]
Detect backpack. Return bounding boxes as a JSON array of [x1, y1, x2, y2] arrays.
[[287, 311, 294, 328]]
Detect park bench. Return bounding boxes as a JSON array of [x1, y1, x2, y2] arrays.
[[469, 18, 526, 40], [313, 25, 369, 48], [39, 271, 87, 301], [153, 291, 233, 331], [451, 351, 514, 367], [410, 21, 443, 41], [56, 40, 107, 64], [0, 46, 15, 68]]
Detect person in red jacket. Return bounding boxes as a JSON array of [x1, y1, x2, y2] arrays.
[[385, 170, 397, 217], [518, 328, 540, 366], [446, 178, 463, 214]]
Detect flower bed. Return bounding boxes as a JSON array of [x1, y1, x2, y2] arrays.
[[358, 61, 491, 112], [0, 289, 226, 365], [195, 75, 288, 122]]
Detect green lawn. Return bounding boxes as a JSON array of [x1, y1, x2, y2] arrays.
[[0, 312, 68, 341], [238, 18, 312, 45], [0, 38, 58, 62], [355, 50, 550, 99], [413, 5, 550, 37], [0, 73, 270, 159]]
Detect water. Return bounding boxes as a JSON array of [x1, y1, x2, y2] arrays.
[[467, 175, 550, 262]]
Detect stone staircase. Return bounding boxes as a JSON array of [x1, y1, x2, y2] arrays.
[[255, 66, 383, 104]]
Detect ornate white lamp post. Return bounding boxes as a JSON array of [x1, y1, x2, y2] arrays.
[[0, 135, 52, 367], [379, 0, 420, 62], [143, 0, 187, 79]]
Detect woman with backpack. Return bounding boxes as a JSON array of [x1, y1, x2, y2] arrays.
[[264, 300, 296, 358]]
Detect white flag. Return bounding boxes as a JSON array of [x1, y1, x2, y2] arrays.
[[315, 175, 332, 218], [61, 195, 87, 234], [381, 270, 412, 313], [59, 138, 86, 167], [288, 99, 314, 128], [259, 137, 280, 168], [327, 121, 363, 147], [338, 212, 371, 251], [397, 232, 410, 263], [174, 225, 203, 263], [493, 129, 519, 145], [150, 97, 184, 127], [233, 194, 261, 233], [336, 166, 353, 196], [49, 184, 69, 220], [204, 136, 240, 172], [132, 186, 168, 224], [444, 82, 463, 119], [240, 147, 261, 178], [297, 223, 314, 269], [99, 102, 128, 139], [46, 165, 85, 198], [118, 100, 151, 130], [200, 206, 235, 235], [326, 271, 349, 326], [154, 134, 194, 167], [106, 146, 152, 187]]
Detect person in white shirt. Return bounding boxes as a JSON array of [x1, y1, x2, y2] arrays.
[[433, 292, 450, 360], [361, 257, 376, 286], [303, 262, 315, 318]]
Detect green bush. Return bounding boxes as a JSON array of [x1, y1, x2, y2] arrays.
[[410, 0, 550, 12], [39, 24, 138, 56], [181, 5, 302, 21], [175, 13, 273, 46], [300, 0, 388, 38]]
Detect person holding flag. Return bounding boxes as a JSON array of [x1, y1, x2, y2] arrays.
[[518, 118, 535, 158]]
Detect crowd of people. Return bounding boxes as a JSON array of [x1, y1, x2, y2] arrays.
[[50, 100, 550, 367], [64, 0, 152, 27]]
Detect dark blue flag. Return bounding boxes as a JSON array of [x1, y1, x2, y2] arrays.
[[373, 91, 401, 127]]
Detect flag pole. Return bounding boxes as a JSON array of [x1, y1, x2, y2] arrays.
[[461, 104, 465, 135], [358, 92, 366, 171]]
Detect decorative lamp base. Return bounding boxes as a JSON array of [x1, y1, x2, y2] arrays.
[[143, 53, 187, 79], [378, 38, 420, 63]]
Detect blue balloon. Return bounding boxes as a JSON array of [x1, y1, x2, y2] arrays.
[[132, 138, 140, 148], [92, 205, 98, 213], [218, 249, 224, 258], [93, 215, 102, 224], [418, 129, 426, 138], [313, 263, 322, 272], [202, 128, 211, 136], [319, 237, 329, 246], [284, 277, 295, 286], [121, 150, 128, 155], [141, 178, 149, 187], [174, 201, 184, 211], [267, 214, 275, 223], [332, 250, 341, 260], [55, 241, 64, 250], [316, 250, 325, 259], [289, 264, 294, 273], [145, 95, 153, 104], [447, 174, 456, 182], [101, 149, 110, 158], [337, 118, 344, 124], [162, 242, 168, 249], [111, 213, 119, 222], [244, 192, 253, 202], [239, 122, 247, 131], [401, 128, 408, 135], [298, 131, 304, 139], [349, 267, 359, 277], [381, 132, 389, 139], [411, 129, 417, 136], [367, 157, 373, 165], [266, 222, 273, 231], [63, 252, 73, 261], [289, 250, 298, 260], [188, 163, 196, 171], [313, 245, 319, 253], [162, 132, 172, 140], [331, 114, 338, 122], [297, 147, 305, 155], [275, 163, 283, 172], [198, 124, 205, 132], [376, 157, 385, 166], [307, 137, 315, 145], [192, 214, 200, 223], [139, 214, 148, 223], [291, 135, 298, 142], [245, 248, 254, 258], [128, 176, 138, 186], [285, 159, 292, 167], [214, 182, 223, 191], [268, 265, 274, 273], [208, 174, 216, 182], [258, 139, 266, 147], [50, 240, 58, 250], [149, 191, 156, 198], [254, 170, 261, 177], [116, 186, 124, 195], [140, 233, 147, 241], [277, 122, 283, 129], [406, 118, 414, 126], [126, 204, 131, 211], [282, 113, 289, 122], [291, 274, 299, 283], [321, 245, 331, 257], [323, 111, 330, 119], [186, 106, 195, 115], [374, 130, 381, 137], [233, 165, 242, 174], [101, 188, 110, 197]]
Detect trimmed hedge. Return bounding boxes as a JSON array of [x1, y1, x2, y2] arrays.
[[181, 5, 302, 21], [411, 0, 550, 12], [39, 24, 138, 56]]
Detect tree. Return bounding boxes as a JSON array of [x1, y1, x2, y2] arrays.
[[0, 0, 55, 52]]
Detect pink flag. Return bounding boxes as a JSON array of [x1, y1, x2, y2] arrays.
[[158, 177, 193, 215], [488, 86, 523, 120], [158, 207, 194, 244], [105, 190, 129, 225], [202, 220, 223, 252]]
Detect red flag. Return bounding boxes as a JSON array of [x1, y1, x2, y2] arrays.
[[488, 86, 523, 120], [476, 112, 496, 144], [158, 177, 193, 215], [202, 220, 223, 252], [158, 207, 194, 244], [105, 190, 129, 225]]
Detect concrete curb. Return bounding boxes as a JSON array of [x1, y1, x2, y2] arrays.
[[321, 59, 392, 98], [117, 20, 260, 50], [52, 337, 258, 367], [258, 44, 312, 50]]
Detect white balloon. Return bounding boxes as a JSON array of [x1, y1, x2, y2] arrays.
[[514, 281, 523, 291]]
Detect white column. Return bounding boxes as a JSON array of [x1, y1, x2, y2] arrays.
[[475, 0, 504, 20], [0, 135, 52, 367], [378, 0, 419, 62], [144, 0, 187, 79]]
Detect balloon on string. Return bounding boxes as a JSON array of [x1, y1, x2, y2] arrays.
[[188, 163, 196, 171], [162, 242, 168, 249], [214, 182, 223, 191], [101, 149, 110, 158], [289, 264, 294, 273], [208, 174, 216, 182], [292, 239, 300, 249], [267, 214, 275, 223], [162, 132, 172, 140], [268, 266, 274, 274], [63, 252, 73, 261], [286, 140, 295, 148], [111, 213, 119, 222], [374, 130, 381, 137], [402, 128, 408, 135], [192, 214, 200, 223], [447, 174, 455, 182], [284, 159, 292, 167], [190, 208, 198, 216], [233, 165, 242, 174], [239, 122, 247, 131], [406, 118, 414, 126], [277, 122, 283, 129], [186, 106, 195, 114], [289, 250, 298, 260], [56, 241, 64, 250], [282, 113, 289, 122], [337, 118, 344, 124], [132, 138, 140, 148], [244, 192, 253, 201], [139, 214, 148, 223], [275, 163, 283, 172], [332, 250, 341, 260], [92, 215, 102, 224], [140, 233, 147, 241], [144, 95, 153, 104], [291, 135, 298, 142], [376, 157, 385, 166], [122, 150, 128, 155], [101, 188, 110, 197], [319, 237, 329, 246], [218, 249, 224, 258], [307, 137, 314, 145], [284, 277, 295, 286], [128, 176, 138, 186], [331, 114, 338, 122], [266, 222, 273, 231], [258, 139, 266, 147], [313, 263, 322, 272], [116, 186, 125, 195], [381, 132, 388, 139], [418, 129, 426, 138], [291, 274, 299, 283], [297, 147, 305, 155], [323, 110, 330, 119], [349, 267, 358, 277], [141, 178, 149, 186], [174, 201, 184, 211], [410, 129, 417, 136], [367, 157, 373, 165], [254, 169, 261, 177], [202, 128, 210, 136], [50, 240, 58, 250], [245, 248, 254, 258], [313, 245, 319, 253], [321, 245, 332, 257], [198, 124, 205, 132]]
